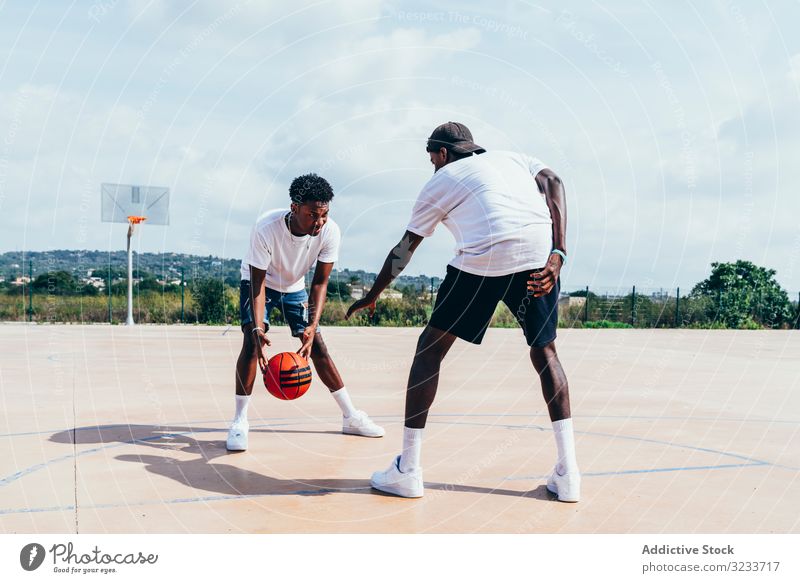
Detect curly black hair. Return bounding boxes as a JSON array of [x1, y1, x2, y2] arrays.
[[289, 173, 334, 205]]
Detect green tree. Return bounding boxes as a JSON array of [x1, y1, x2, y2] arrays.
[[91, 267, 127, 280], [568, 289, 598, 299], [326, 279, 352, 300], [137, 276, 164, 292], [191, 278, 229, 323], [691, 260, 792, 328], [32, 271, 79, 295]]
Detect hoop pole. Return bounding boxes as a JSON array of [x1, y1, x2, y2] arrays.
[[108, 263, 112, 323], [28, 260, 33, 322], [126, 223, 135, 326], [180, 266, 185, 324]]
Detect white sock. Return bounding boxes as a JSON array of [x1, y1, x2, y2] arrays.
[[332, 387, 357, 418], [552, 418, 578, 474], [233, 394, 250, 425], [399, 426, 423, 472]]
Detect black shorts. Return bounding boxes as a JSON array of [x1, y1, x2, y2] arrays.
[[428, 265, 559, 347]]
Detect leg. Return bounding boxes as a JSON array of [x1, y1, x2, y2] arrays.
[[228, 280, 269, 452], [529, 341, 570, 421], [308, 331, 384, 436], [404, 325, 458, 429], [506, 272, 579, 500], [227, 326, 258, 451], [235, 325, 259, 396], [235, 279, 270, 396], [371, 266, 494, 497], [309, 332, 344, 392], [531, 341, 580, 501]]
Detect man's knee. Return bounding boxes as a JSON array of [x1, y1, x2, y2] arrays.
[[530, 341, 557, 369], [414, 327, 451, 363], [240, 331, 258, 360], [531, 340, 556, 356], [310, 334, 330, 360]]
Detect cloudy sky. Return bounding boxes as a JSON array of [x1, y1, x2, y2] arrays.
[[1, 0, 799, 293]]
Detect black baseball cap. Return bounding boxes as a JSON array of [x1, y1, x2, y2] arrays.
[[426, 121, 486, 155]]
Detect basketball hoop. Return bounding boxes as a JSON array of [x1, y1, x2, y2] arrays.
[[100, 183, 170, 326], [126, 215, 147, 238]]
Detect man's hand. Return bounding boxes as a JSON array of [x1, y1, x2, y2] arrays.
[[297, 327, 315, 361], [252, 327, 271, 371], [345, 297, 376, 320], [528, 253, 563, 297]]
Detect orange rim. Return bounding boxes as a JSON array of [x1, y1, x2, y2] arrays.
[[127, 215, 147, 224]]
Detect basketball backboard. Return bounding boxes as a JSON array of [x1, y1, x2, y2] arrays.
[[101, 183, 170, 225]]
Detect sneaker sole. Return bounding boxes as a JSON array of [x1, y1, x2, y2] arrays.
[[342, 427, 385, 438], [370, 480, 423, 498], [546, 483, 580, 503], [226, 441, 248, 452]]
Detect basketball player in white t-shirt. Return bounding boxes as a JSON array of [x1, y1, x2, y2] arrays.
[[227, 173, 384, 451], [347, 123, 580, 502]]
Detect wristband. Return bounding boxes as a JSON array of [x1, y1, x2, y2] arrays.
[[251, 327, 264, 335], [550, 249, 567, 264]]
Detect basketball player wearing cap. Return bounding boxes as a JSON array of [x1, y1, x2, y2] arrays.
[[227, 173, 384, 451], [347, 122, 579, 501]]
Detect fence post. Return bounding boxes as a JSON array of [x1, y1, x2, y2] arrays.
[[181, 267, 185, 324], [27, 260, 33, 322], [675, 287, 680, 328], [584, 285, 589, 323], [631, 285, 636, 326], [430, 277, 434, 309]]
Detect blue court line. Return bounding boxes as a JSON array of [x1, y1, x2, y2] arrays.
[[0, 416, 320, 439], [1, 418, 786, 489], [0, 421, 307, 488], [2, 412, 798, 439], [427, 421, 777, 466], [504, 462, 767, 481], [1, 417, 797, 518], [0, 486, 373, 516], [0, 461, 775, 517]]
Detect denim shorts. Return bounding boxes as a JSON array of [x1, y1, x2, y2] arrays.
[[239, 280, 319, 337]]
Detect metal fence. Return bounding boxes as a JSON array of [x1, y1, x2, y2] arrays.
[[555, 286, 800, 329], [3, 260, 800, 329]]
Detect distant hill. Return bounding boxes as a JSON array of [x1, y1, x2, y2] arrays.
[[0, 250, 442, 290]]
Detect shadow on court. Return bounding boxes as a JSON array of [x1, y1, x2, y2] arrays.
[[48, 424, 551, 501], [48, 423, 340, 446]]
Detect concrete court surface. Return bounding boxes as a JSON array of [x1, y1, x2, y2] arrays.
[[0, 323, 798, 534]]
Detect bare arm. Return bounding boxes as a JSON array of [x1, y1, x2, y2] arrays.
[[297, 261, 333, 359], [536, 168, 567, 255], [248, 265, 271, 369], [346, 230, 425, 319], [529, 168, 567, 297]]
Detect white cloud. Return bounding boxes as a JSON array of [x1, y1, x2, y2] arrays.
[[2, 1, 800, 291]]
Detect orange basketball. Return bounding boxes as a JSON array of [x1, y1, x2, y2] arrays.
[[264, 352, 312, 400]]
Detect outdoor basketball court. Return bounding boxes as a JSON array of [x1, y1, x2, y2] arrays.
[[1, 324, 797, 533]]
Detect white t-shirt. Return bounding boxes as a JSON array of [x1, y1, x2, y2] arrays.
[[240, 209, 341, 292], [406, 150, 554, 277]]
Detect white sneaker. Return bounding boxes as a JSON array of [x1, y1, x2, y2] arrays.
[[370, 455, 424, 498], [342, 410, 385, 437], [226, 421, 249, 451], [546, 466, 580, 502]]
